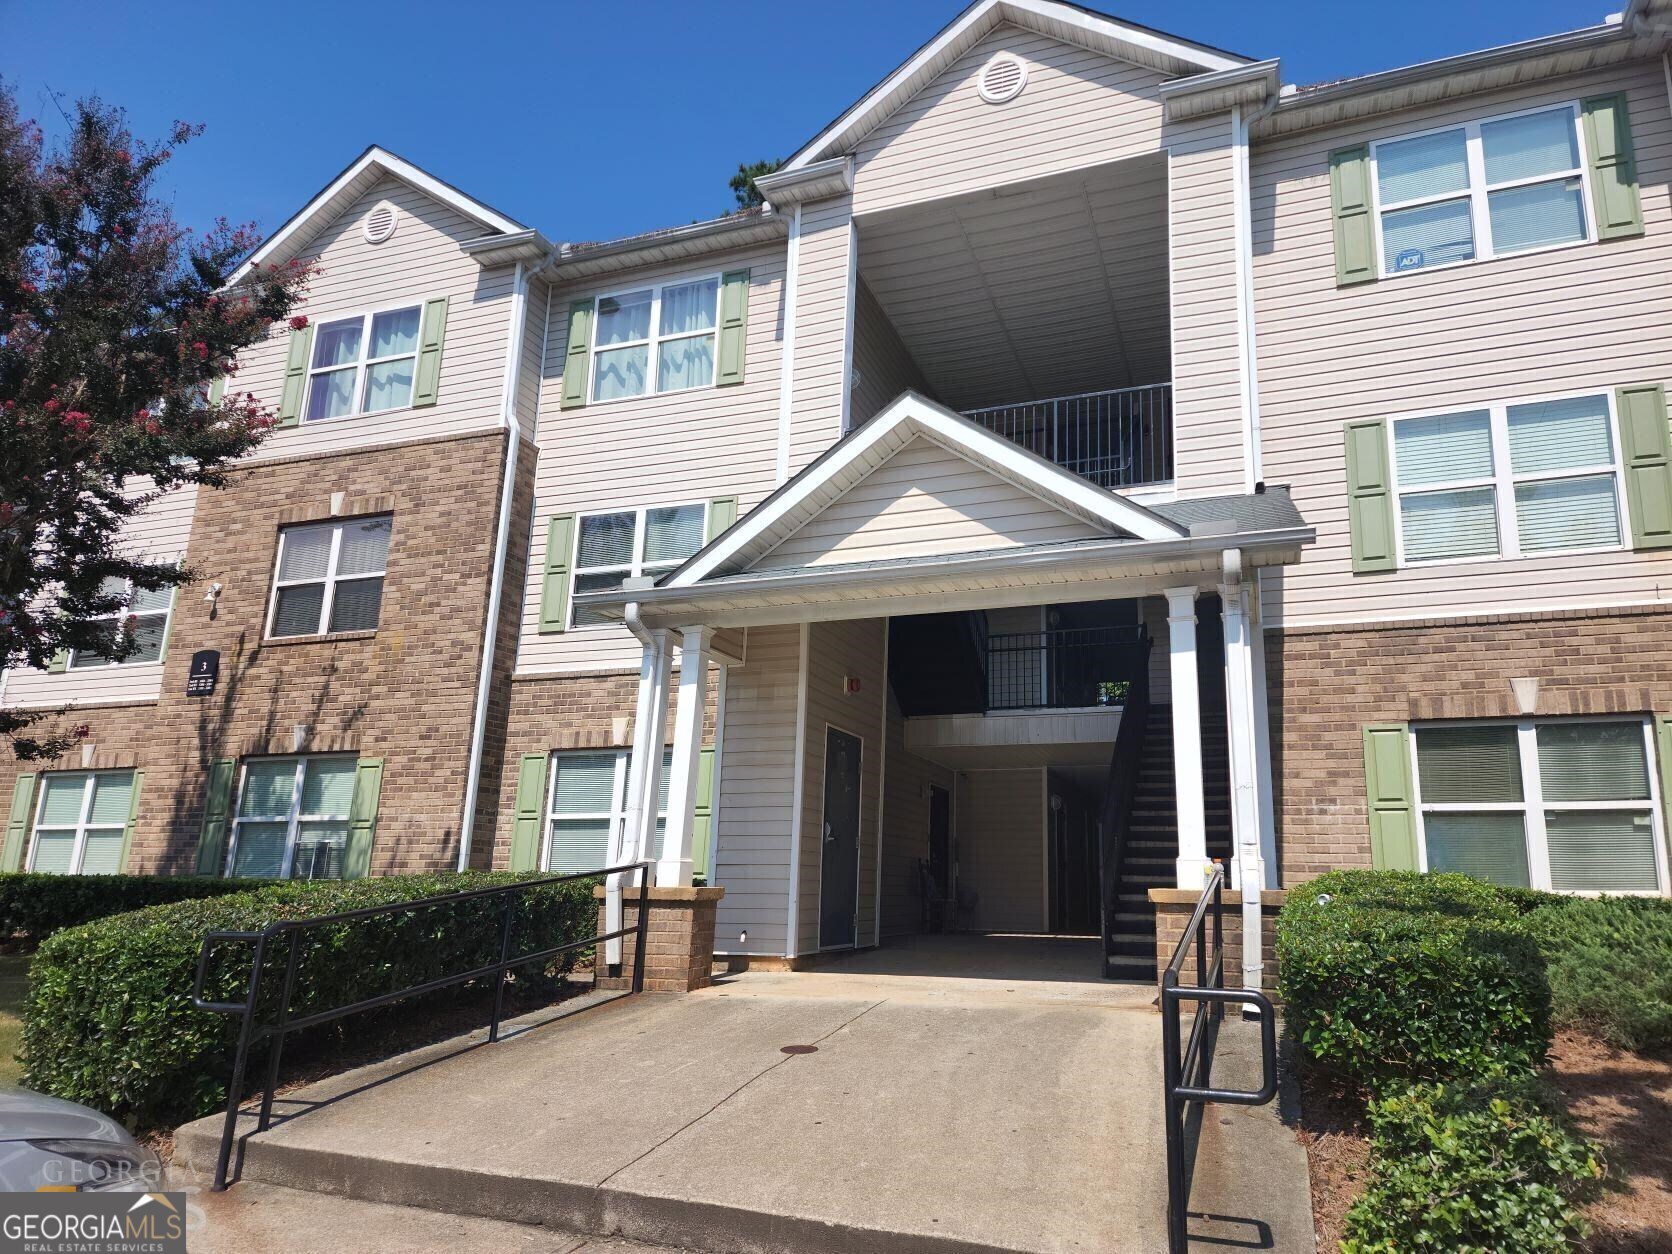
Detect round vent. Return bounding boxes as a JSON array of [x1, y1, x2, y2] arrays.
[[362, 203, 398, 245], [978, 54, 1028, 104]]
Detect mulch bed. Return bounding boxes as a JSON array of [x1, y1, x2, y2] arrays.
[[1292, 1032, 1672, 1253]]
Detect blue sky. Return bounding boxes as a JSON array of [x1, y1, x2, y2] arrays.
[[2, 0, 1611, 245]]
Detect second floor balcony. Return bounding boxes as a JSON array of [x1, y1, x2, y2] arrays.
[[961, 382, 1172, 490]]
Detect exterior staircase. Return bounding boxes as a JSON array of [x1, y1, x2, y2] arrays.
[[1102, 701, 1232, 981]]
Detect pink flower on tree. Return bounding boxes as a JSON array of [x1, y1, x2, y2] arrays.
[[288, 314, 309, 331]]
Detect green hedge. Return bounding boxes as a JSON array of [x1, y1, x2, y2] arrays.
[[1277, 870, 1550, 1090], [22, 872, 598, 1130], [1341, 1075, 1602, 1253], [1520, 895, 1672, 1052], [0, 872, 265, 944]]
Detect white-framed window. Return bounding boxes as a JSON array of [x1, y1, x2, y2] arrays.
[[1413, 718, 1668, 894], [1388, 391, 1625, 566], [589, 276, 721, 403], [305, 305, 422, 421], [1372, 102, 1593, 277], [570, 504, 707, 628], [542, 748, 672, 873], [66, 575, 175, 669], [267, 516, 393, 639], [226, 755, 357, 879], [27, 771, 135, 875]]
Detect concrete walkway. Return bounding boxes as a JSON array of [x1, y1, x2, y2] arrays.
[[175, 937, 1312, 1253]]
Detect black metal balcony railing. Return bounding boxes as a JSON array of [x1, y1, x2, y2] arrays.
[[986, 625, 1149, 711], [962, 383, 1173, 489]]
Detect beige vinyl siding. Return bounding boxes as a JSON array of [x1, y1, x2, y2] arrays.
[[232, 176, 514, 460], [5, 480, 198, 708], [790, 195, 855, 475], [713, 623, 802, 956], [1251, 59, 1672, 627], [851, 278, 930, 424], [954, 768, 1046, 931], [1163, 110, 1247, 499], [756, 437, 1107, 571], [515, 276, 550, 437], [850, 24, 1168, 218], [518, 243, 788, 675], [879, 691, 956, 937], [796, 617, 886, 953]]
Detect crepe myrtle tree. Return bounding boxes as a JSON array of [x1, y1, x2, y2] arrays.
[[0, 85, 312, 760]]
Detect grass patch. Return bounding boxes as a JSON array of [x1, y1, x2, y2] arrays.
[[0, 953, 27, 1086]]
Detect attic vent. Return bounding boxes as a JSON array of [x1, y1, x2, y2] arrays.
[[977, 54, 1028, 104], [362, 203, 398, 245]]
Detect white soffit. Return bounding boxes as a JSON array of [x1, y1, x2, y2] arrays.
[[784, 0, 1249, 170], [664, 391, 1185, 588]]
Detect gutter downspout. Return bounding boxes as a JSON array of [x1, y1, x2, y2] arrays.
[[608, 599, 668, 962], [456, 258, 536, 872], [1231, 94, 1279, 492]]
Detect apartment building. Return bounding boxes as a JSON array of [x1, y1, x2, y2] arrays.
[[5, 0, 1670, 987]]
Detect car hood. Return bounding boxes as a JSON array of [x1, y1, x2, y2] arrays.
[[0, 1087, 131, 1143]]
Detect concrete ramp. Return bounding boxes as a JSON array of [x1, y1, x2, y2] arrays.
[[175, 948, 1312, 1253]]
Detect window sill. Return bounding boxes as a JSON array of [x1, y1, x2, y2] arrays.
[[1374, 234, 1595, 283], [260, 629, 378, 649]]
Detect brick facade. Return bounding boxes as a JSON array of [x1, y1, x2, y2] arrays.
[[1, 429, 512, 877], [1151, 888, 1283, 994], [1265, 604, 1672, 885], [594, 885, 724, 992]]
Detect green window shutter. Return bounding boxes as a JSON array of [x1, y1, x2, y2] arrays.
[[560, 300, 594, 410], [277, 323, 314, 427], [1617, 384, 1672, 549], [413, 296, 450, 408], [1329, 144, 1377, 287], [706, 495, 738, 539], [716, 269, 751, 387], [510, 753, 548, 872], [47, 650, 69, 674], [208, 376, 226, 406], [343, 758, 384, 878], [1344, 418, 1396, 572], [1363, 723, 1419, 871], [691, 746, 717, 885], [195, 759, 237, 876], [115, 769, 144, 873], [1581, 93, 1644, 241], [3, 774, 38, 872], [1657, 718, 1672, 835], [538, 514, 576, 634]]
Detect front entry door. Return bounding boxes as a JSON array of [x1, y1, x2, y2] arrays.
[[819, 727, 863, 948]]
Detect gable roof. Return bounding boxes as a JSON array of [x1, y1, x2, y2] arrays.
[[228, 146, 530, 285], [663, 391, 1185, 589], [782, 0, 1250, 172]]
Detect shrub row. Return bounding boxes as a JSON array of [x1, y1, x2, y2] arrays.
[[0, 872, 265, 944], [1519, 894, 1672, 1053], [22, 872, 599, 1130]]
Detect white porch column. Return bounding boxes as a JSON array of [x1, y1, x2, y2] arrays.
[[1165, 587, 1208, 889], [1219, 576, 1267, 993], [659, 627, 713, 887], [1249, 572, 1279, 879], [607, 629, 672, 963]]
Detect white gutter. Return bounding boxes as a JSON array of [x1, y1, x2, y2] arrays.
[[1231, 94, 1279, 490], [774, 204, 802, 485], [456, 259, 533, 871]]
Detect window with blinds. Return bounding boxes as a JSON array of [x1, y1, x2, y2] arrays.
[[28, 771, 134, 875], [1372, 103, 1592, 276], [543, 748, 672, 873], [1388, 393, 1624, 565], [569, 503, 707, 628], [1414, 719, 1664, 893], [228, 755, 356, 880]]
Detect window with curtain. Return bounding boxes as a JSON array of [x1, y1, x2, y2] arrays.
[[589, 277, 720, 402], [1373, 104, 1592, 276], [306, 305, 421, 420], [267, 516, 393, 638], [1415, 719, 1664, 893], [1388, 393, 1623, 564], [28, 771, 134, 875], [544, 748, 672, 873], [229, 755, 357, 879], [66, 575, 175, 669], [568, 503, 706, 627]]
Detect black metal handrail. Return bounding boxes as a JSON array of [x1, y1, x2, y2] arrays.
[[986, 624, 1148, 711], [1098, 636, 1151, 975], [190, 861, 652, 1192], [1159, 864, 1277, 1254]]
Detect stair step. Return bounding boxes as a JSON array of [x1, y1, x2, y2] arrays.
[[1105, 937, 1156, 959]]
